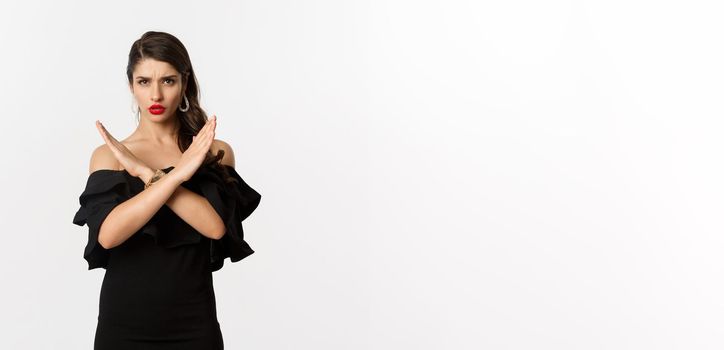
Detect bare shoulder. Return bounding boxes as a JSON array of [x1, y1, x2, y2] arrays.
[[88, 144, 120, 174], [212, 139, 236, 168]]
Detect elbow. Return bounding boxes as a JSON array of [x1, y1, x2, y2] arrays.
[[208, 214, 226, 240], [97, 229, 118, 250], [212, 229, 226, 240], [210, 225, 226, 240], [97, 237, 112, 250]]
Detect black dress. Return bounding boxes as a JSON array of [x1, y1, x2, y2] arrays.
[[72, 163, 261, 350]]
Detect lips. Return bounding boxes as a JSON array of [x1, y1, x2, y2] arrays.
[[149, 104, 165, 115]]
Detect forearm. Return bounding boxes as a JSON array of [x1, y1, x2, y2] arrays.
[[141, 167, 225, 240], [164, 182, 226, 240], [97, 170, 184, 249]]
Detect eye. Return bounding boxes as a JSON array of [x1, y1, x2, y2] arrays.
[[136, 79, 174, 85]]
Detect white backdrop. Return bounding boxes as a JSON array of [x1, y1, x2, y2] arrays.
[[1, 0, 723, 349]]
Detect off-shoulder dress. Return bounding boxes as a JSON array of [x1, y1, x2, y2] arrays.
[[72, 163, 261, 350]]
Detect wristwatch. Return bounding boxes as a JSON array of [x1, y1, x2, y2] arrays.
[[144, 169, 166, 189]]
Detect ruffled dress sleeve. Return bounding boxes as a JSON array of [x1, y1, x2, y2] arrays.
[[191, 164, 262, 272], [72, 170, 135, 270]]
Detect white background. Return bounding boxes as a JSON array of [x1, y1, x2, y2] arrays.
[[1, 0, 723, 349]]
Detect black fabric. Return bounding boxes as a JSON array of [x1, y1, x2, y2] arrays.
[[72, 169, 141, 270], [191, 164, 261, 272], [72, 164, 261, 271], [72, 163, 261, 349]]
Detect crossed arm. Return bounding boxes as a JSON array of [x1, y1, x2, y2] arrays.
[[92, 140, 236, 249]]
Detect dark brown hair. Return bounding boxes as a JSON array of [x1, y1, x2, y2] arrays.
[[126, 31, 233, 183]]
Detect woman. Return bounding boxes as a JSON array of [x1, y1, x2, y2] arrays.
[[72, 31, 261, 349]]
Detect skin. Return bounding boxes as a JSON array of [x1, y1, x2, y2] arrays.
[[89, 58, 237, 249]]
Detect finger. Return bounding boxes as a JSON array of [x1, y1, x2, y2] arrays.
[[202, 116, 216, 137], [98, 123, 132, 167], [203, 123, 215, 140], [198, 119, 213, 142], [197, 116, 213, 135], [98, 121, 125, 151], [193, 116, 214, 141], [204, 115, 216, 130], [205, 127, 215, 148], [195, 128, 211, 151], [203, 118, 215, 140], [209, 121, 216, 139], [96, 121, 112, 145], [203, 130, 214, 148], [209, 116, 217, 132], [97, 121, 118, 142], [192, 126, 207, 146], [95, 121, 126, 163]]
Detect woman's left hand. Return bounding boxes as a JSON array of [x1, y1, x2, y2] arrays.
[[95, 120, 151, 179]]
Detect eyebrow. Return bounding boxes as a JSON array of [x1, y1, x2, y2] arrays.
[[135, 75, 178, 80]]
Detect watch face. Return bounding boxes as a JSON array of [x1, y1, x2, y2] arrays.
[[145, 170, 166, 189]]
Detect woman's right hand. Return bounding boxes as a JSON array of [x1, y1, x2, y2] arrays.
[[173, 115, 217, 182]]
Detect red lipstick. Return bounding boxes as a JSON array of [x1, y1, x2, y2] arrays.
[[149, 103, 165, 115]]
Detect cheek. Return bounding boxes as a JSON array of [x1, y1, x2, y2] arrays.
[[167, 85, 181, 96], [133, 85, 147, 97]]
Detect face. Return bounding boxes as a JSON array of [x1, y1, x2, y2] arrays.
[[129, 58, 186, 121]]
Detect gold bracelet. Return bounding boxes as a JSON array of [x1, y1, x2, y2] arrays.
[[144, 169, 166, 189]]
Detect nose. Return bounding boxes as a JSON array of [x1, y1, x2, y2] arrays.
[[151, 81, 162, 101]]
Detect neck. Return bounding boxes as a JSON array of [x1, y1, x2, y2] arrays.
[[137, 112, 181, 144]]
